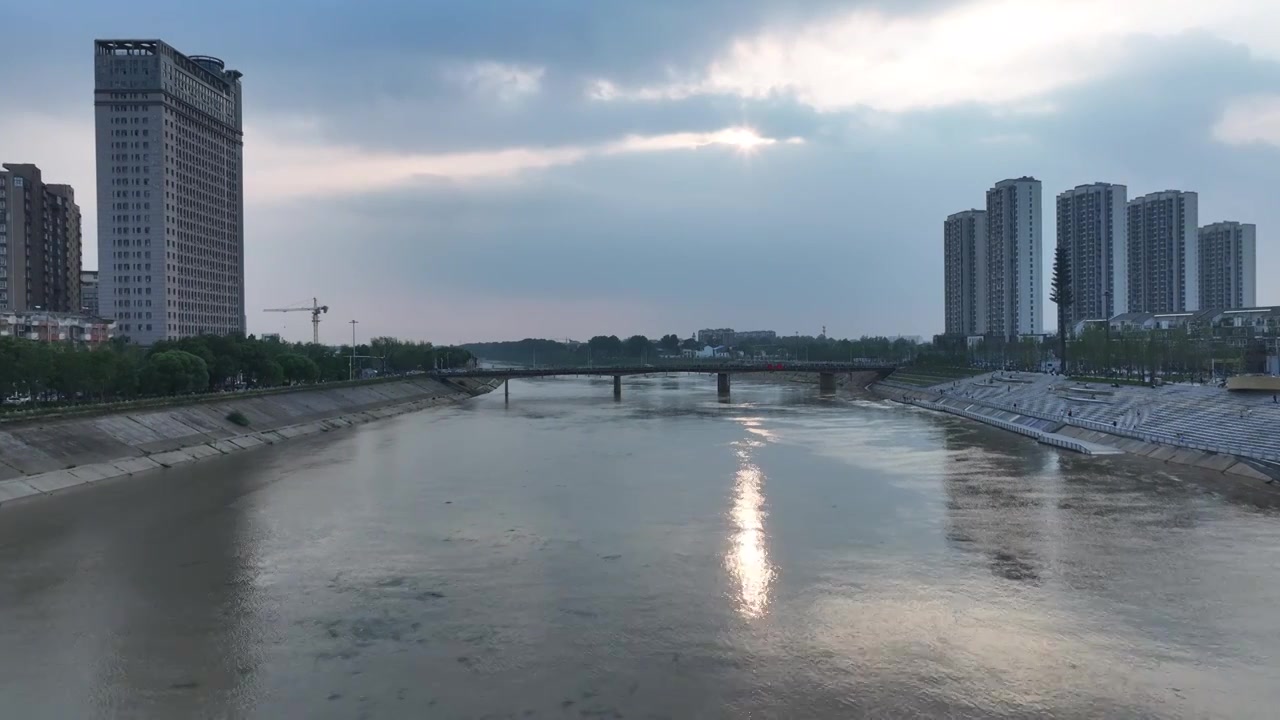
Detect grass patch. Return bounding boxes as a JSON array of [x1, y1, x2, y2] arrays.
[[910, 366, 987, 379], [226, 410, 251, 427], [1068, 376, 1150, 387], [888, 367, 987, 387]]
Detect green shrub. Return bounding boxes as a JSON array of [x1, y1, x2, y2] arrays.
[[226, 410, 250, 427]]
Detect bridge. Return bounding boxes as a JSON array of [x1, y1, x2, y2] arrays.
[[429, 361, 898, 398]]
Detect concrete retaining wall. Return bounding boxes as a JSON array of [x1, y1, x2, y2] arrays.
[[0, 376, 502, 506], [875, 385, 1119, 456], [876, 380, 1278, 484]]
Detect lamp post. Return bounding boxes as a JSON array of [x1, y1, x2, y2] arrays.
[[349, 320, 358, 380], [1103, 290, 1112, 378]]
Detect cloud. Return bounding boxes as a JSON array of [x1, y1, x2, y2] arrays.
[[5, 1, 1280, 343], [247, 123, 801, 201], [1212, 94, 1280, 148], [588, 0, 1280, 113], [445, 61, 545, 103]]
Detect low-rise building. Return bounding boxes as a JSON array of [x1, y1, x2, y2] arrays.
[[1109, 312, 1156, 333], [1211, 306, 1280, 335], [0, 310, 115, 345], [697, 328, 735, 346]]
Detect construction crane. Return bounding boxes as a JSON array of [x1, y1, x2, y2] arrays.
[[263, 297, 329, 344]]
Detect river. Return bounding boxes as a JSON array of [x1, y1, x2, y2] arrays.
[[2, 375, 1278, 718]]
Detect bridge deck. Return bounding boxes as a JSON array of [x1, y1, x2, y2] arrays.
[[431, 363, 897, 379]]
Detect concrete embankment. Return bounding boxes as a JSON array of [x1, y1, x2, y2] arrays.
[[1050, 424, 1276, 482], [0, 376, 502, 506], [871, 383, 1122, 456], [872, 378, 1277, 484]]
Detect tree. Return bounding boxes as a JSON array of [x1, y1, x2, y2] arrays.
[[587, 335, 623, 360], [623, 335, 652, 360], [139, 350, 209, 396], [278, 353, 321, 384], [1050, 243, 1074, 374], [659, 334, 681, 353]]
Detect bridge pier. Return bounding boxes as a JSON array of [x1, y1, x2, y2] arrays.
[[613, 375, 622, 398], [504, 379, 510, 401], [819, 372, 837, 393], [717, 373, 731, 396]]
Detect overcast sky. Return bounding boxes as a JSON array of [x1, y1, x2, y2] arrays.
[[2, 0, 1277, 344]]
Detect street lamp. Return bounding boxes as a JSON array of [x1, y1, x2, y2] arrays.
[[1103, 290, 1112, 377], [349, 319, 358, 380]]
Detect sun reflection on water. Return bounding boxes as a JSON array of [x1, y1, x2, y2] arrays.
[[727, 433, 775, 619]]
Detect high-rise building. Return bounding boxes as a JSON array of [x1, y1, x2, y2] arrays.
[[1056, 183, 1128, 328], [943, 209, 987, 336], [985, 177, 1042, 338], [1126, 190, 1198, 313], [0, 163, 82, 313], [80, 269, 100, 316], [1198, 221, 1256, 310], [94, 39, 244, 344]]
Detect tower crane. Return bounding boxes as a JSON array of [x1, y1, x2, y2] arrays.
[[263, 298, 329, 344]]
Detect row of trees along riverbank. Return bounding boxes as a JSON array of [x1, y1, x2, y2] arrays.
[[465, 330, 1270, 383], [463, 335, 923, 366], [0, 334, 473, 409], [928, 328, 1272, 381]]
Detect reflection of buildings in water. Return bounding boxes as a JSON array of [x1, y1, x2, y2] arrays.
[[940, 423, 1053, 585], [726, 417, 776, 619]]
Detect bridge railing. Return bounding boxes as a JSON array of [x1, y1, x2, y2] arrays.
[[438, 360, 900, 377]]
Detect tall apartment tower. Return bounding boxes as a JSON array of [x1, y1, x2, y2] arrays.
[[0, 163, 82, 313], [985, 177, 1042, 339], [943, 209, 987, 336], [1198, 221, 1256, 310], [94, 39, 244, 344], [1056, 183, 1128, 328], [1126, 190, 1198, 314]]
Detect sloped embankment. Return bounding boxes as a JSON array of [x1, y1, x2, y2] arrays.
[[0, 376, 502, 506]]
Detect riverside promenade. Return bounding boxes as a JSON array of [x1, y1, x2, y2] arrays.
[[876, 370, 1280, 482]]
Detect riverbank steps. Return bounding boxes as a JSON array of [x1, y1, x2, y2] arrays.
[[0, 377, 502, 506], [875, 371, 1279, 485]]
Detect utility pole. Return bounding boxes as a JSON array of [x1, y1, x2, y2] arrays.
[[349, 319, 359, 380]]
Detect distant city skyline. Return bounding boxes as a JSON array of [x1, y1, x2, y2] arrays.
[[1, 1, 1277, 344], [946, 180, 1261, 337]]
